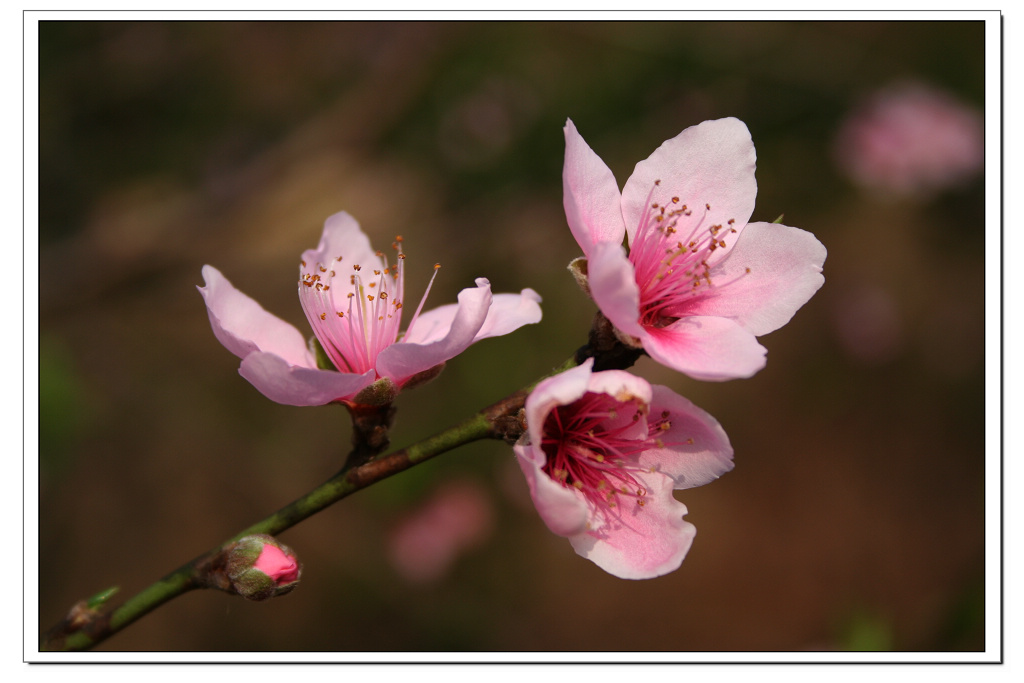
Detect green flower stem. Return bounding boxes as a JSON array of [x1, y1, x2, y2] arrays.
[[45, 355, 579, 653], [232, 410, 495, 542]]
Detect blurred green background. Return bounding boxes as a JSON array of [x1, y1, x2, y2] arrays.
[[37, 20, 986, 652]]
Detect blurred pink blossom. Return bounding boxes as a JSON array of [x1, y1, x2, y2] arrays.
[[834, 83, 983, 197], [388, 480, 495, 583]]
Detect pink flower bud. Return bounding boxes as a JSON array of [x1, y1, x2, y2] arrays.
[[225, 534, 302, 601], [253, 544, 300, 585]]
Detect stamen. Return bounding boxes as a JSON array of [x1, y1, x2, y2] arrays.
[[297, 232, 411, 376], [403, 262, 441, 339], [626, 180, 752, 329], [540, 391, 678, 523]]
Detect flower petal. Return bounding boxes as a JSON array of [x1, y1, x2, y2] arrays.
[[522, 359, 594, 448], [374, 278, 493, 385], [472, 289, 543, 340], [563, 119, 627, 255], [587, 241, 645, 339], [584, 367, 653, 405], [568, 472, 696, 579], [402, 288, 543, 346], [198, 265, 314, 368], [641, 316, 767, 381], [239, 352, 376, 406], [515, 443, 591, 537], [685, 221, 827, 336], [620, 118, 757, 246], [301, 211, 384, 275], [643, 385, 734, 489]]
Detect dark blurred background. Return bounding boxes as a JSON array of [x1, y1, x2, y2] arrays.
[[37, 20, 987, 652]]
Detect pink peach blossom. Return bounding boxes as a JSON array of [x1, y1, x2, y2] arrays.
[[564, 118, 826, 380], [514, 359, 733, 579], [200, 211, 542, 406]]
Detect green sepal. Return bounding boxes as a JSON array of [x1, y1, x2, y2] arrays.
[[231, 568, 277, 602], [772, 214, 785, 224], [312, 337, 335, 371], [351, 377, 399, 406]]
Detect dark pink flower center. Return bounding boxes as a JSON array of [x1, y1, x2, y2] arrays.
[[298, 237, 438, 375], [628, 182, 751, 328], [540, 391, 676, 518]]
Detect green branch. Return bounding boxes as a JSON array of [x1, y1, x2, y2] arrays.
[[42, 354, 579, 653]]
